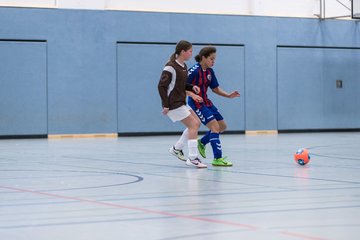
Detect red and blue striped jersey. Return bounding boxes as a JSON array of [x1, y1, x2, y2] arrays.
[[187, 63, 219, 107]]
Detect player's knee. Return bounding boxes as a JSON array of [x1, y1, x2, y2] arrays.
[[189, 118, 200, 130], [210, 123, 220, 133], [218, 121, 227, 133], [194, 118, 201, 129]]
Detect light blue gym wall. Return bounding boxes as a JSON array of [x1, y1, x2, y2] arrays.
[[278, 47, 360, 130], [116, 43, 245, 133], [0, 41, 47, 135], [0, 7, 359, 135]]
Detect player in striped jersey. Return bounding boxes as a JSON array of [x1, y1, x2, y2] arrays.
[[187, 46, 240, 166]]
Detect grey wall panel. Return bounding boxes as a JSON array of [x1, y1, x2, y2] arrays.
[[117, 43, 245, 133], [0, 41, 47, 135], [117, 43, 176, 133], [277, 47, 360, 130]]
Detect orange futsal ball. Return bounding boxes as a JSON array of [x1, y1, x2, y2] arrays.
[[294, 148, 310, 165]]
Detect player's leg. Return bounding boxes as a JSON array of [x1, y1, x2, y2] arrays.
[[207, 106, 232, 166], [206, 119, 222, 160], [167, 106, 199, 164], [218, 120, 227, 133], [192, 106, 215, 158], [169, 128, 188, 161], [170, 109, 201, 161], [167, 106, 190, 161], [181, 114, 207, 168]]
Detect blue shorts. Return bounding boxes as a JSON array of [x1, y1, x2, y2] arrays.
[[189, 102, 224, 125]]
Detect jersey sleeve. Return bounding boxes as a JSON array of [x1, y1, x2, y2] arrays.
[[209, 68, 219, 89], [157, 68, 173, 108], [185, 83, 194, 91]]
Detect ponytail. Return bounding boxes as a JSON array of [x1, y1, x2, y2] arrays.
[[169, 40, 192, 61], [194, 55, 201, 62], [170, 53, 177, 61]]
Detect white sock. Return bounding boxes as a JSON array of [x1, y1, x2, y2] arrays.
[[174, 128, 189, 150], [188, 139, 198, 160]]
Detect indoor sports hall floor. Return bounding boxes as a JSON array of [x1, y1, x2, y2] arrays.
[[0, 132, 359, 240]]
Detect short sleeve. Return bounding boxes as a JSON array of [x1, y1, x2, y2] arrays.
[[209, 68, 219, 89]]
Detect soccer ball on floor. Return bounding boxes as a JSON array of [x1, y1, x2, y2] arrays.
[[294, 148, 310, 165]]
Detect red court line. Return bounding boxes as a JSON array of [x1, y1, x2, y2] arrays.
[[0, 185, 329, 240], [0, 185, 258, 230]]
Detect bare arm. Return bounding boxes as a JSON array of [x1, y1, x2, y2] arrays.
[[212, 87, 240, 98]]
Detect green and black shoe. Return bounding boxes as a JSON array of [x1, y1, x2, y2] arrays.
[[197, 139, 206, 158], [212, 157, 233, 167]]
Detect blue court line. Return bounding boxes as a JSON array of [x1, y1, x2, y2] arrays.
[[207, 169, 360, 184], [270, 223, 360, 230], [33, 158, 360, 186], [196, 204, 360, 217], [310, 153, 360, 161], [156, 229, 249, 240], [0, 215, 175, 229], [59, 155, 360, 185], [0, 169, 143, 191], [3, 185, 359, 208]]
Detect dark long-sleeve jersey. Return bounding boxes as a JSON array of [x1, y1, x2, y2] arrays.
[[158, 59, 194, 110]]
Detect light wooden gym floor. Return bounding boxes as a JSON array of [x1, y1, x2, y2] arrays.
[[0, 132, 359, 240]]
